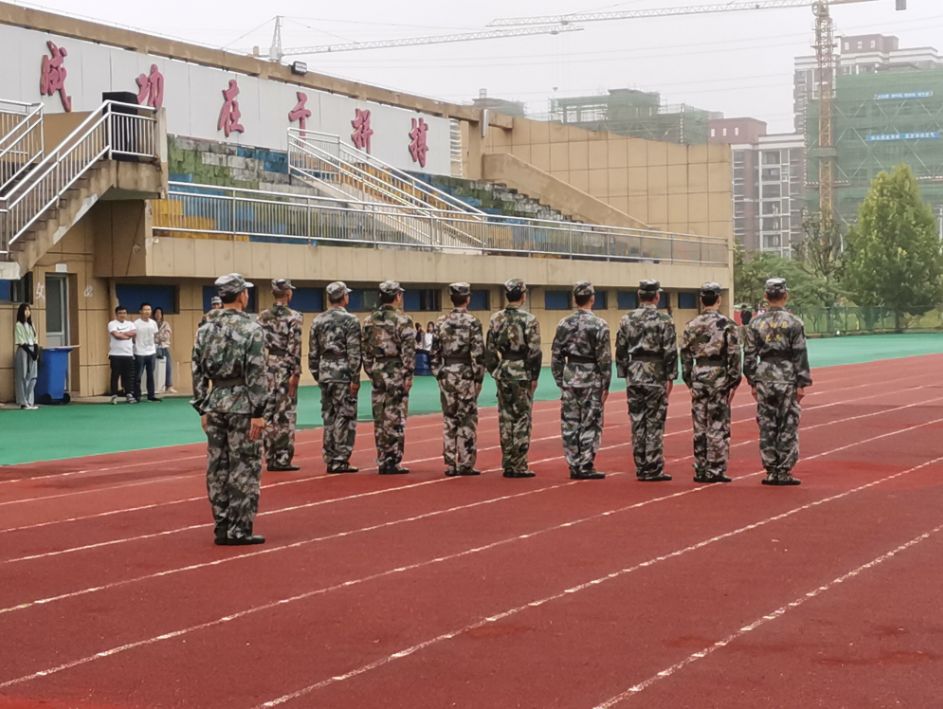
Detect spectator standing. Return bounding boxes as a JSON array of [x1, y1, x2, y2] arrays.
[[133, 303, 161, 402], [414, 322, 425, 350], [14, 303, 40, 410], [154, 307, 177, 394], [108, 306, 137, 404], [424, 322, 435, 352]]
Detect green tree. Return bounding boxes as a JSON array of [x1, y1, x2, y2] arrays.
[[843, 164, 943, 330], [734, 245, 841, 310]]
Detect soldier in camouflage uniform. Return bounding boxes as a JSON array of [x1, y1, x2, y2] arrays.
[[198, 296, 223, 328], [615, 280, 678, 482], [680, 283, 742, 484], [431, 283, 486, 477], [362, 280, 415, 474], [744, 278, 812, 486], [551, 282, 611, 480], [258, 279, 304, 472], [485, 279, 542, 479], [191, 274, 269, 546], [309, 281, 362, 474]]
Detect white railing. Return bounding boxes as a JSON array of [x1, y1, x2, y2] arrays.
[[153, 181, 729, 266], [0, 100, 44, 194], [0, 101, 160, 255]]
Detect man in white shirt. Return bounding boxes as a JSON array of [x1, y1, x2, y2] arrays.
[[133, 303, 161, 402], [108, 305, 137, 404]]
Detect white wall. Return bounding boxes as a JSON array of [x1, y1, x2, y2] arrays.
[[0, 23, 452, 175]]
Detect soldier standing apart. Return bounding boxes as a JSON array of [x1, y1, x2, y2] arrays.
[[191, 274, 269, 546], [309, 281, 362, 474], [551, 282, 611, 480], [485, 279, 542, 479], [431, 283, 486, 477], [744, 278, 812, 486], [258, 279, 304, 472], [362, 281, 415, 475], [615, 280, 677, 482], [680, 283, 742, 484]]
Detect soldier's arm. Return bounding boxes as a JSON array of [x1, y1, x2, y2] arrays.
[[190, 329, 210, 414], [743, 324, 759, 387], [664, 320, 679, 383], [550, 324, 565, 388], [725, 322, 742, 388], [614, 322, 628, 379], [526, 318, 542, 382], [792, 321, 813, 388], [429, 320, 443, 378], [484, 320, 499, 375], [361, 319, 374, 377], [308, 320, 320, 382], [290, 315, 303, 379], [679, 327, 694, 387], [471, 319, 486, 385], [346, 317, 362, 382], [400, 316, 416, 381], [245, 328, 271, 419], [596, 322, 612, 392]]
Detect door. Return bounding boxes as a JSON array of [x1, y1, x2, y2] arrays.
[[45, 274, 69, 347]]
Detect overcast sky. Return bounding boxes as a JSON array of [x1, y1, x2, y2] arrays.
[[14, 0, 943, 132]]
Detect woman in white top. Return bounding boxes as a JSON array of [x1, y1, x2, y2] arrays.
[[14, 303, 39, 410]]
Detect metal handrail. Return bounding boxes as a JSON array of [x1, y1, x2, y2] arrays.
[[0, 101, 160, 254], [154, 181, 729, 266], [0, 102, 44, 194]]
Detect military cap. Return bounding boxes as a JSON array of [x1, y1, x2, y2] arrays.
[[573, 281, 595, 297], [378, 280, 405, 296], [210, 296, 222, 306], [504, 278, 527, 294], [271, 278, 296, 295], [765, 277, 789, 296], [700, 282, 722, 297], [449, 282, 471, 297], [326, 281, 352, 299], [638, 280, 661, 294], [215, 273, 253, 297]]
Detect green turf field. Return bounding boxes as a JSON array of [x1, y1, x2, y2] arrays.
[[2, 332, 940, 466]]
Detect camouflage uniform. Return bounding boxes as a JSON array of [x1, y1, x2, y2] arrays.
[[199, 297, 223, 328], [680, 283, 742, 483], [310, 282, 362, 472], [551, 282, 612, 479], [485, 279, 542, 477], [615, 280, 678, 481], [744, 278, 812, 485], [431, 283, 486, 476], [258, 280, 304, 470], [362, 281, 415, 473], [191, 274, 270, 544]]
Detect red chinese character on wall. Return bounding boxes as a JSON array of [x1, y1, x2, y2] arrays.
[[136, 64, 165, 109], [217, 79, 245, 138], [288, 92, 312, 131], [39, 41, 72, 112], [408, 117, 429, 168], [351, 108, 374, 153]]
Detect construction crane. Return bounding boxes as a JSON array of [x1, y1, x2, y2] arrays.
[[254, 16, 580, 62], [490, 0, 908, 228]]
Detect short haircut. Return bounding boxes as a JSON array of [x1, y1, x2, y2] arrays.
[[638, 291, 659, 303], [450, 293, 470, 307], [115, 305, 127, 314], [139, 302, 151, 311], [220, 292, 240, 304], [574, 293, 593, 307], [766, 291, 787, 302], [328, 292, 347, 305], [701, 293, 719, 307], [378, 291, 397, 305], [505, 288, 524, 302]]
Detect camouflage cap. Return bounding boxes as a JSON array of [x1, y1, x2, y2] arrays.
[[765, 277, 789, 297], [504, 278, 527, 294], [326, 281, 352, 299], [379, 280, 405, 296], [638, 279, 661, 294], [573, 281, 595, 297], [210, 296, 223, 306], [271, 278, 296, 295], [449, 282, 471, 297], [215, 273, 254, 297], [700, 282, 722, 296]]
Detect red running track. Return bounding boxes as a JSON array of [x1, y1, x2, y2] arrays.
[[0, 354, 941, 708]]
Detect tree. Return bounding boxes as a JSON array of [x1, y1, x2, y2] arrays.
[[842, 164, 943, 330], [795, 212, 843, 284], [734, 245, 841, 310]]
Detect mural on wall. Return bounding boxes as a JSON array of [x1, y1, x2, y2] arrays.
[[39, 40, 71, 111], [288, 91, 311, 131], [350, 108, 374, 153], [135, 64, 164, 109], [408, 117, 429, 168], [217, 79, 245, 138]]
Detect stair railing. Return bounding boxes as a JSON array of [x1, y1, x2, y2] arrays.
[[0, 100, 44, 195]]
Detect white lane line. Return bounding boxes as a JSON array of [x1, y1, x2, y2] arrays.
[[1, 416, 938, 694], [256, 449, 943, 708], [593, 511, 943, 707]]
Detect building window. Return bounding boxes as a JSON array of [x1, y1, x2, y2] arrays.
[[678, 292, 699, 310], [722, 128, 728, 137], [870, 39, 876, 48], [734, 126, 740, 136], [544, 290, 571, 310], [857, 41, 863, 49], [593, 290, 608, 310], [711, 128, 716, 138], [291, 287, 324, 313], [469, 289, 490, 311], [404, 288, 442, 312], [617, 291, 639, 310], [0, 273, 33, 304], [119, 284, 179, 314], [347, 288, 379, 312]]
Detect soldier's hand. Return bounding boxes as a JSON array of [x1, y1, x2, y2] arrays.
[[405, 379, 413, 393], [727, 388, 736, 405], [530, 380, 539, 394], [200, 415, 208, 432], [797, 387, 806, 402], [751, 387, 758, 400], [349, 381, 360, 397], [249, 417, 265, 441], [288, 375, 300, 398], [665, 380, 674, 396]]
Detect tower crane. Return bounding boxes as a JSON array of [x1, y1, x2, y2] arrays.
[[490, 0, 908, 228]]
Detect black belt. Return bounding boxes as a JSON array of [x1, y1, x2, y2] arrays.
[[212, 377, 244, 388], [567, 355, 596, 364], [321, 354, 347, 360], [697, 357, 724, 366], [444, 356, 472, 365], [632, 354, 662, 363], [762, 354, 789, 363], [501, 352, 525, 361]]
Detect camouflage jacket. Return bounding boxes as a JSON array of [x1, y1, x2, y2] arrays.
[[551, 309, 612, 390], [257, 303, 303, 377], [309, 306, 362, 383], [191, 308, 270, 417], [680, 310, 742, 391], [362, 305, 415, 383], [485, 305, 542, 382], [431, 308, 485, 384], [743, 307, 813, 388], [615, 304, 678, 385]]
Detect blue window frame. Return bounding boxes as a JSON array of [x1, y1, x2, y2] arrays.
[[117, 284, 179, 314], [617, 291, 639, 310], [678, 292, 699, 309], [544, 290, 571, 310], [348, 288, 378, 313], [291, 287, 324, 313], [593, 290, 608, 310], [469, 289, 490, 311]]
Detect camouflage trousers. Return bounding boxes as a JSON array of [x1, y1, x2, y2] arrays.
[[370, 376, 409, 470], [321, 381, 359, 468], [755, 381, 801, 478], [627, 384, 669, 479], [690, 382, 733, 479], [205, 412, 262, 540], [437, 371, 480, 473], [561, 386, 605, 473], [264, 370, 297, 468], [495, 379, 535, 473]]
